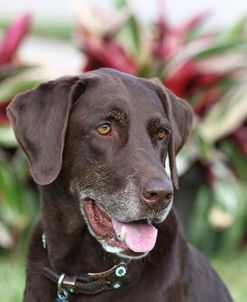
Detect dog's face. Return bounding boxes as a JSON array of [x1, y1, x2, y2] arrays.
[[7, 68, 193, 259], [64, 71, 175, 258]]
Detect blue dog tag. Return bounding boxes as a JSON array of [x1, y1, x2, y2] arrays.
[[55, 298, 68, 302], [56, 297, 68, 302]]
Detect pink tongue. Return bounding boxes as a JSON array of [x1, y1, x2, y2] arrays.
[[112, 219, 158, 253]]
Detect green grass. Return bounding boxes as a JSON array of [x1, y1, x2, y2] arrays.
[[0, 255, 25, 302], [210, 250, 247, 302], [0, 250, 246, 301]]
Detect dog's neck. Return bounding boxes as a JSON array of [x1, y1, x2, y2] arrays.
[[39, 182, 184, 281]]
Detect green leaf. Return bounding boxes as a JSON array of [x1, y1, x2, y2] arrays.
[[220, 184, 247, 251], [0, 126, 17, 147], [138, 64, 153, 77], [126, 15, 141, 54], [0, 79, 41, 103], [0, 65, 32, 82], [0, 150, 38, 239], [0, 17, 73, 40], [195, 131, 214, 163], [0, 221, 13, 249], [212, 161, 239, 213], [11, 150, 29, 185], [188, 186, 217, 255], [198, 83, 247, 142], [226, 15, 247, 38], [32, 19, 73, 40], [221, 140, 247, 183], [194, 40, 247, 59], [118, 14, 141, 56], [115, 0, 127, 9], [0, 153, 20, 213]]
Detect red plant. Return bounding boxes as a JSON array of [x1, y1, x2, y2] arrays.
[[0, 102, 10, 124], [76, 11, 138, 74], [152, 10, 209, 61], [164, 60, 224, 115], [0, 14, 31, 67], [0, 14, 31, 125], [82, 38, 138, 74]]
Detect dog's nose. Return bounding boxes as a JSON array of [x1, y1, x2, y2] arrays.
[[141, 178, 173, 209]]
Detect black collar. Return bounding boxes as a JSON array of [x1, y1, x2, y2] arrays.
[[41, 234, 130, 300]]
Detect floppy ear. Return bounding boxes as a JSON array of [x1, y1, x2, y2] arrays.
[[7, 74, 99, 185], [149, 79, 194, 189]]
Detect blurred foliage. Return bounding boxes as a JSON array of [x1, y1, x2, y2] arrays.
[[210, 249, 247, 302], [0, 2, 247, 256], [0, 149, 38, 252], [0, 255, 26, 302], [0, 15, 41, 252], [0, 17, 73, 40]]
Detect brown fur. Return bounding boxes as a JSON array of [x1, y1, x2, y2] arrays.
[[7, 68, 232, 301]]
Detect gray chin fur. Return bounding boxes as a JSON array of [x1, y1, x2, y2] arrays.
[[102, 240, 149, 260], [117, 250, 149, 260]]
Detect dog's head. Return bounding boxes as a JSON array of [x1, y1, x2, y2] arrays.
[[7, 68, 193, 259]]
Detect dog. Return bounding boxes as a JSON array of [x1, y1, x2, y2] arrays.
[[7, 68, 232, 301]]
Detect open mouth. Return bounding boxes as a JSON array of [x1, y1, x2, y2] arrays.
[[81, 199, 158, 258]]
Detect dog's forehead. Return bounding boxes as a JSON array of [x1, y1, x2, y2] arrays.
[[77, 70, 166, 120]]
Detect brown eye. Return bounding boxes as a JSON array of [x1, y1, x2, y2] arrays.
[[157, 129, 168, 140], [96, 123, 112, 135]]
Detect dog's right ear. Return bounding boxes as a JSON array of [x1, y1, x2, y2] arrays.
[[7, 74, 99, 185]]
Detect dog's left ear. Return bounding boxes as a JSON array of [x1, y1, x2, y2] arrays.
[[7, 74, 99, 185], [148, 78, 194, 189]]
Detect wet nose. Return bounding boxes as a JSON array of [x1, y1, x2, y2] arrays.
[[141, 178, 173, 209]]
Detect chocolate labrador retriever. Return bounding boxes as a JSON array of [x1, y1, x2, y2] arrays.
[[7, 68, 232, 301]]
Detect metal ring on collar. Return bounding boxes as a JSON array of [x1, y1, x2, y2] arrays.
[[57, 273, 68, 299]]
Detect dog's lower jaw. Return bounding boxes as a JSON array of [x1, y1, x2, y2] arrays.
[[85, 221, 150, 260], [80, 199, 174, 260]]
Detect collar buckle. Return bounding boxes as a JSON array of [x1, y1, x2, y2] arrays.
[[56, 273, 69, 301]]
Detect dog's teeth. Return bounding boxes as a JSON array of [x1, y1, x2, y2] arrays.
[[119, 226, 126, 241], [147, 218, 153, 225]]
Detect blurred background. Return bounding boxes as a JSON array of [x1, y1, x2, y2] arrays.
[[0, 0, 247, 301]]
